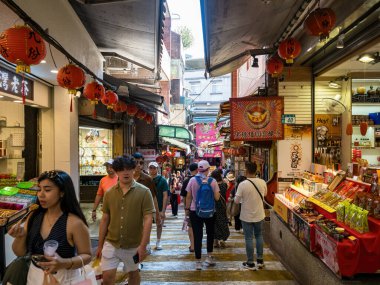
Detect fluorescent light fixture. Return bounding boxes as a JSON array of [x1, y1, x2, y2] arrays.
[[40, 60, 47, 64], [13, 100, 23, 103], [358, 54, 374, 63], [50, 69, 58, 73], [328, 81, 341, 89], [31, 104, 39, 107], [307, 47, 312, 52], [0, 95, 4, 98]]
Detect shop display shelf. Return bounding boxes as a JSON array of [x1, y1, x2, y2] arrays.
[[290, 184, 316, 198], [308, 196, 336, 213]]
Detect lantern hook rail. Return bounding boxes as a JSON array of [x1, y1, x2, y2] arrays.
[[1, 0, 116, 90]]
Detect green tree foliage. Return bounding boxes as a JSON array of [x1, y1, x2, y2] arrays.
[[175, 26, 194, 49]]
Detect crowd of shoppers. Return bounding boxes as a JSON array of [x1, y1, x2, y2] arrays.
[[7, 155, 267, 284]]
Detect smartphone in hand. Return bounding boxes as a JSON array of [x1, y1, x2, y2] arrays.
[[133, 252, 139, 264]]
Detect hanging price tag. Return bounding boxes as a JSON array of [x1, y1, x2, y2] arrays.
[[282, 114, 296, 124]]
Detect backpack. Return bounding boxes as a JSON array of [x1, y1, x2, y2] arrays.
[[195, 176, 215, 218]]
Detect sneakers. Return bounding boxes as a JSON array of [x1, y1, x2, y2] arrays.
[[257, 259, 265, 269], [155, 241, 163, 250], [204, 255, 216, 266], [242, 262, 257, 270], [196, 261, 202, 270]]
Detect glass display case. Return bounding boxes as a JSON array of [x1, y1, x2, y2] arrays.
[[79, 127, 113, 176]]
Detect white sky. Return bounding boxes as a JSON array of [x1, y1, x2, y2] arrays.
[[167, 0, 204, 59]]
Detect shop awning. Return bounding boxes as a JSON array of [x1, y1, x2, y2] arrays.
[[157, 125, 193, 141], [69, 0, 165, 76], [103, 73, 168, 115], [161, 137, 191, 155]]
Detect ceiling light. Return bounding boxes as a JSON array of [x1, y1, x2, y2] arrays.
[[306, 47, 312, 52], [251, 56, 259, 68], [357, 52, 379, 64], [336, 34, 345, 49], [40, 60, 47, 64], [50, 69, 58, 73], [31, 104, 39, 107], [0, 95, 3, 98], [328, 81, 341, 89], [13, 100, 23, 103]]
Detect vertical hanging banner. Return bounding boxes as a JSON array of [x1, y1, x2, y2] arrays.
[[230, 96, 284, 141], [278, 124, 312, 180]]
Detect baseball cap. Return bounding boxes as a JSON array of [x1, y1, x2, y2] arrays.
[[148, 161, 159, 168], [103, 159, 114, 166], [189, 163, 198, 172], [198, 160, 210, 172]]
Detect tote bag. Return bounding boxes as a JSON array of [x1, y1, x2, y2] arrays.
[[69, 256, 97, 285]]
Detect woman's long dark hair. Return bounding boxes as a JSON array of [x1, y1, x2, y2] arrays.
[[28, 170, 88, 229]]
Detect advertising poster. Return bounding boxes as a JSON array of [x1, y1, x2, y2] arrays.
[[195, 123, 222, 158], [230, 96, 284, 141], [278, 124, 312, 180]]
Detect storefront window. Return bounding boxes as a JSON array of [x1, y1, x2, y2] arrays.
[[79, 127, 113, 175]]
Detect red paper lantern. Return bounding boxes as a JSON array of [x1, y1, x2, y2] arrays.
[[57, 64, 86, 94], [83, 81, 105, 104], [145, 113, 154, 124], [113, 101, 127, 113], [155, 156, 163, 163], [278, 38, 301, 64], [136, 109, 147, 120], [101, 90, 119, 109], [237, 147, 246, 156], [0, 25, 46, 73], [126, 104, 138, 116], [266, 57, 284, 77], [304, 8, 336, 41]]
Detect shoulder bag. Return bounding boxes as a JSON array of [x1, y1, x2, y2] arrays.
[[2, 255, 31, 285], [247, 179, 272, 208]]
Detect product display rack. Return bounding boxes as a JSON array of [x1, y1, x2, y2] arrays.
[[274, 173, 380, 278]]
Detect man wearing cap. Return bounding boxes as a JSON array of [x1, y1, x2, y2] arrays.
[[185, 160, 220, 270], [148, 161, 169, 250], [180, 163, 198, 252], [92, 159, 118, 221], [132, 152, 160, 228]]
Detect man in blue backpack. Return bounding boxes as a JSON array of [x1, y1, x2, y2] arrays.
[[185, 160, 220, 270]]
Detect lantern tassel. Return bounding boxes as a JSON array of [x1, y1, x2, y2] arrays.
[[21, 72, 26, 104], [70, 95, 73, 112]]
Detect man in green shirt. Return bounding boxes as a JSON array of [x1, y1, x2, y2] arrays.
[[96, 155, 155, 285], [148, 161, 169, 250]]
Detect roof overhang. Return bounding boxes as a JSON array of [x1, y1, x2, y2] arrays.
[[69, 0, 165, 78], [201, 0, 307, 77], [103, 73, 167, 115]]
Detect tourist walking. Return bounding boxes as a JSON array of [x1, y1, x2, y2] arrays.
[[92, 159, 118, 221], [234, 161, 267, 271], [210, 169, 230, 248], [180, 162, 198, 252], [96, 155, 155, 285], [8, 170, 92, 284], [185, 160, 220, 270], [148, 161, 169, 250]]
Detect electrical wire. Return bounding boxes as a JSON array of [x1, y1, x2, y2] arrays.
[[168, 77, 216, 124], [1, 0, 115, 89]]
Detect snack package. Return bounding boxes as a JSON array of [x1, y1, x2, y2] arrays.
[[362, 209, 369, 233], [355, 208, 364, 233], [348, 204, 358, 229], [365, 195, 374, 216], [344, 202, 352, 225], [336, 202, 345, 223]]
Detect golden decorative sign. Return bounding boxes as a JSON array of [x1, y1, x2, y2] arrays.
[[230, 96, 284, 141]]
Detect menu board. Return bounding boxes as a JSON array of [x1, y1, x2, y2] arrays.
[[79, 127, 113, 175]]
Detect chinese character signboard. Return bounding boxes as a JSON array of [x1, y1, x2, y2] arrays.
[[0, 66, 34, 100], [195, 123, 222, 158], [230, 97, 284, 141], [278, 124, 312, 179]]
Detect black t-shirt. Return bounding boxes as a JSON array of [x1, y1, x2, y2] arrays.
[[180, 175, 194, 197]]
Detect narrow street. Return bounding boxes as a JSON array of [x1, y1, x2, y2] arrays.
[[134, 205, 296, 285]]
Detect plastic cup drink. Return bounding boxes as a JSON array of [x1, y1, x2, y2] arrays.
[[43, 240, 59, 256]]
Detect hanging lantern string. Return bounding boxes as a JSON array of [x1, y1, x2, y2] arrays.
[[48, 43, 58, 69], [2, 0, 116, 91]]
